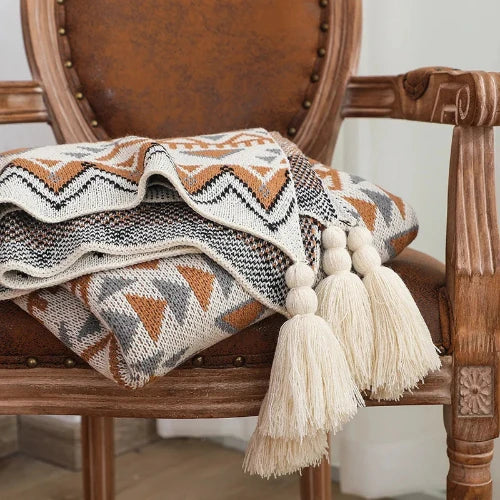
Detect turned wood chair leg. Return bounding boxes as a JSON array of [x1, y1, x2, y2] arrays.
[[300, 455, 332, 500], [444, 406, 495, 500], [81, 416, 115, 500]]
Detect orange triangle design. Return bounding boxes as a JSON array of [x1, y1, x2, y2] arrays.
[[129, 260, 160, 270], [174, 164, 288, 209], [69, 274, 92, 307], [37, 158, 60, 168], [182, 148, 242, 159], [81, 332, 112, 363], [26, 292, 48, 316], [222, 301, 265, 331], [176, 266, 215, 311], [315, 168, 343, 190], [390, 228, 418, 255], [125, 294, 167, 342], [252, 165, 272, 176], [343, 196, 377, 232]]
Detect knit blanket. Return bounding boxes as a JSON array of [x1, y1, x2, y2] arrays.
[[1, 128, 438, 477], [0, 130, 330, 302], [9, 133, 419, 388]]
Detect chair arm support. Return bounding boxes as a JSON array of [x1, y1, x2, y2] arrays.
[[342, 67, 500, 126], [445, 126, 500, 442], [0, 81, 48, 124]]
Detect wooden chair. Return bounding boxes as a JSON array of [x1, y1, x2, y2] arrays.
[[0, 1, 498, 498]]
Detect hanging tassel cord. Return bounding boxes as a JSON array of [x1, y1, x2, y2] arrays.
[[316, 225, 374, 392], [243, 260, 362, 478], [347, 226, 441, 400]]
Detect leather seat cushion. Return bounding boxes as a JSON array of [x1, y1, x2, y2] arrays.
[[0, 248, 446, 370]]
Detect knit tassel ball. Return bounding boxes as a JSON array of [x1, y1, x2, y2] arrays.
[[316, 225, 374, 392], [347, 226, 441, 400], [243, 261, 363, 477]]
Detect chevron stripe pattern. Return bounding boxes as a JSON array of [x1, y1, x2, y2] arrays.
[[0, 129, 305, 257], [8, 128, 419, 389]]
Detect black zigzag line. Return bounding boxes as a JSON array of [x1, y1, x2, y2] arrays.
[[0, 171, 137, 211], [289, 154, 339, 219], [193, 183, 297, 232], [145, 147, 292, 214], [0, 162, 138, 195]]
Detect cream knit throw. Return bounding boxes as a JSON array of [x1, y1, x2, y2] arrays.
[[1, 128, 439, 477]]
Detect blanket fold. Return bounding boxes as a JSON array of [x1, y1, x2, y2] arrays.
[[1, 128, 440, 478]]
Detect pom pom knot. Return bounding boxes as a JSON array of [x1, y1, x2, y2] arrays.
[[322, 225, 346, 249], [348, 227, 381, 275], [286, 286, 318, 316], [285, 262, 315, 288]]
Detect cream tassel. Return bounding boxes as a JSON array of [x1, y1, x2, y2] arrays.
[[243, 261, 363, 477], [347, 226, 441, 400], [316, 225, 374, 391]]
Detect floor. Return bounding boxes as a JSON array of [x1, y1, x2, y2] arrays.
[[0, 438, 365, 500]]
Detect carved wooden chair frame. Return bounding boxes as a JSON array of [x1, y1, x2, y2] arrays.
[[0, 1, 498, 499]]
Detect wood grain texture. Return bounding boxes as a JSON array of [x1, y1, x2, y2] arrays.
[[0, 359, 452, 419], [81, 416, 114, 500], [444, 126, 500, 500], [446, 127, 499, 441], [446, 437, 494, 500], [21, 0, 101, 142], [294, 0, 362, 160], [0, 81, 47, 124], [342, 67, 500, 126], [300, 453, 332, 500], [3, 4, 498, 498]]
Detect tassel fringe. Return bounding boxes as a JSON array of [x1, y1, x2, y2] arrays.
[[244, 225, 440, 478], [316, 226, 374, 391], [243, 409, 329, 478], [243, 260, 362, 478], [348, 227, 441, 400]]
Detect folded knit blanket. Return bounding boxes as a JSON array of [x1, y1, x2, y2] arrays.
[[2, 128, 440, 477]]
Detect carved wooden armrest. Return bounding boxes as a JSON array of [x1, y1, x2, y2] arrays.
[[0, 81, 48, 124], [445, 125, 499, 446], [342, 67, 500, 126], [342, 67, 500, 441]]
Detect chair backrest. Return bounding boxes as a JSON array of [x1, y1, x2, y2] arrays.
[[22, 0, 361, 163]]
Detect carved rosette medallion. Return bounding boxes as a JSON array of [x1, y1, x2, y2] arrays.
[[458, 366, 493, 417]]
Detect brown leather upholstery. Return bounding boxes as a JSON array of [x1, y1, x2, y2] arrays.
[[62, 0, 325, 140], [0, 248, 446, 370]]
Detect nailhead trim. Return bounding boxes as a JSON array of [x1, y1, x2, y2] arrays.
[[286, 2, 330, 137], [26, 357, 38, 368], [56, 1, 104, 137]]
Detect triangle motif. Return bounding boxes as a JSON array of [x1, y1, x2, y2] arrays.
[[381, 187, 406, 219], [125, 294, 167, 342], [176, 265, 215, 311], [315, 168, 343, 190], [182, 148, 243, 159], [221, 300, 265, 332], [37, 158, 60, 169], [343, 196, 377, 231]]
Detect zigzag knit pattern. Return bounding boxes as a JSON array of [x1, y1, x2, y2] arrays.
[[11, 135, 419, 389], [1, 127, 419, 389], [0, 130, 344, 303]]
